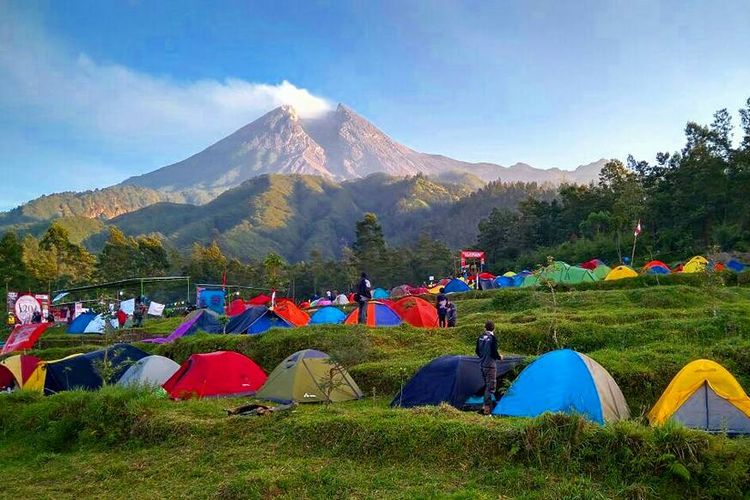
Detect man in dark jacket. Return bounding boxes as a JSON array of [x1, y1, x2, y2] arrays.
[[356, 272, 372, 324], [436, 288, 447, 327], [476, 320, 502, 414]]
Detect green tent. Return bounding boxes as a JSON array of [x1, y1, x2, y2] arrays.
[[591, 264, 611, 280], [520, 261, 597, 287], [256, 349, 363, 404]]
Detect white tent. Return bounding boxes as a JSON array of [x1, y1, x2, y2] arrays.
[[333, 294, 349, 305], [117, 355, 180, 388], [83, 314, 119, 333]]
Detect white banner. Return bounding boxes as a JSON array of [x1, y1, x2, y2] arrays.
[[147, 301, 165, 316]]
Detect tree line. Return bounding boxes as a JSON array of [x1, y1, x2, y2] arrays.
[[477, 98, 750, 271]]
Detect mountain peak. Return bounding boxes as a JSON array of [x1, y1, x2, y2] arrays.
[[121, 102, 604, 198]]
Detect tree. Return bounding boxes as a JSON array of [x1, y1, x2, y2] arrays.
[[0, 232, 32, 292], [353, 213, 387, 282], [26, 223, 95, 288], [185, 242, 228, 283], [263, 252, 287, 290]]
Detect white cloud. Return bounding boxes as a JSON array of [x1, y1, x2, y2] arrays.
[[0, 5, 332, 154]]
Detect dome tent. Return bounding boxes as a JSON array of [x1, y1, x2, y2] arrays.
[[309, 306, 347, 325], [392, 296, 438, 328], [256, 349, 363, 404], [391, 355, 523, 409], [117, 355, 181, 388], [0, 355, 42, 389], [163, 351, 267, 399], [443, 278, 471, 294], [225, 306, 293, 335], [344, 301, 401, 327], [648, 359, 750, 434], [372, 288, 389, 299], [682, 255, 709, 273], [493, 349, 630, 424], [605, 265, 638, 281]]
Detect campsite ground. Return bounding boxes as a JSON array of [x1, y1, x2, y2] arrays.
[[2, 275, 750, 498]]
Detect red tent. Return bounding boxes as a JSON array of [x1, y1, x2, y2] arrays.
[[0, 365, 15, 390], [162, 351, 268, 399], [409, 286, 430, 295], [643, 260, 671, 270], [227, 298, 248, 316], [392, 297, 439, 328], [247, 294, 271, 306], [581, 259, 604, 270], [1, 323, 50, 355], [0, 354, 42, 388]]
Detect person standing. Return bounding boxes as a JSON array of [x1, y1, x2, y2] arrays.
[[357, 272, 372, 324], [436, 288, 447, 327], [446, 301, 457, 327], [476, 321, 502, 415]]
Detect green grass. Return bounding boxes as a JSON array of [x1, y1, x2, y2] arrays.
[[3, 279, 750, 498]]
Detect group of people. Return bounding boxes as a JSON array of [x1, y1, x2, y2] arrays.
[[435, 288, 457, 327]]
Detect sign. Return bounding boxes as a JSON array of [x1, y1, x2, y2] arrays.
[[14, 295, 41, 324], [460, 250, 486, 267], [1, 323, 50, 355]]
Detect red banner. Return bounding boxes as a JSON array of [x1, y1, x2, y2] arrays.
[[1, 323, 50, 355], [460, 250, 485, 267]]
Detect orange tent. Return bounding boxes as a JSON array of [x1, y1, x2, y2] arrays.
[[392, 296, 438, 328], [273, 300, 310, 327]]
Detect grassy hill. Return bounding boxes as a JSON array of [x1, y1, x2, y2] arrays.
[[2, 277, 750, 497]]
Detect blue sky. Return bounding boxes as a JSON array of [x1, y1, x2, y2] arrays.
[[1, 0, 749, 210]]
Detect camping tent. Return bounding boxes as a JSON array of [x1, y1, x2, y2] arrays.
[[372, 288, 389, 299], [493, 349, 630, 424], [256, 349, 363, 403], [247, 294, 271, 306], [333, 294, 349, 305], [390, 285, 412, 298], [273, 301, 310, 327], [143, 309, 221, 344], [443, 278, 471, 294], [227, 298, 248, 316], [648, 359, 750, 434], [727, 259, 746, 273], [162, 351, 267, 399], [309, 306, 347, 325], [392, 296, 438, 328], [591, 264, 612, 280], [391, 355, 523, 409], [494, 276, 514, 288], [0, 355, 42, 389], [344, 301, 402, 327], [643, 260, 671, 274], [117, 355, 181, 388], [66, 312, 118, 334], [605, 265, 639, 281], [502, 271, 516, 278], [521, 262, 598, 287], [40, 344, 149, 394], [225, 306, 293, 335], [581, 259, 605, 270], [683, 256, 709, 273], [478, 278, 497, 290], [0, 365, 16, 390]]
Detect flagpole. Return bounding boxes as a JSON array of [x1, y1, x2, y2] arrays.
[[630, 219, 641, 266]]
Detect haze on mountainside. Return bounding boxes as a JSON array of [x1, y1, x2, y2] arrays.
[[120, 103, 605, 204]]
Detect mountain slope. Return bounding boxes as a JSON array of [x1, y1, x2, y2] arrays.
[[122, 103, 604, 199], [106, 173, 551, 261]]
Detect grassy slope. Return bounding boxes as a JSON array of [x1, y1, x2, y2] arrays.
[[3, 279, 750, 498]]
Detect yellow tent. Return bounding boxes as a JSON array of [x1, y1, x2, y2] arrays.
[[0, 355, 42, 389], [24, 353, 83, 393], [502, 271, 516, 277], [682, 255, 708, 273], [648, 359, 750, 433], [428, 285, 443, 295], [604, 265, 638, 281]]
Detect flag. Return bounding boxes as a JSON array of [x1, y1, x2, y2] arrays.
[[1, 323, 50, 355], [634, 220, 642, 237]]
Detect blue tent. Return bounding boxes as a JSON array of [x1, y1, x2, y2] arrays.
[[67, 312, 98, 334], [646, 265, 670, 275], [494, 276, 515, 288], [478, 278, 497, 290], [198, 289, 225, 315], [511, 271, 531, 287], [43, 344, 149, 394], [372, 288, 389, 299], [225, 306, 293, 335], [309, 306, 346, 325], [493, 349, 630, 424], [727, 260, 746, 273], [391, 355, 523, 409], [443, 278, 470, 294]]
